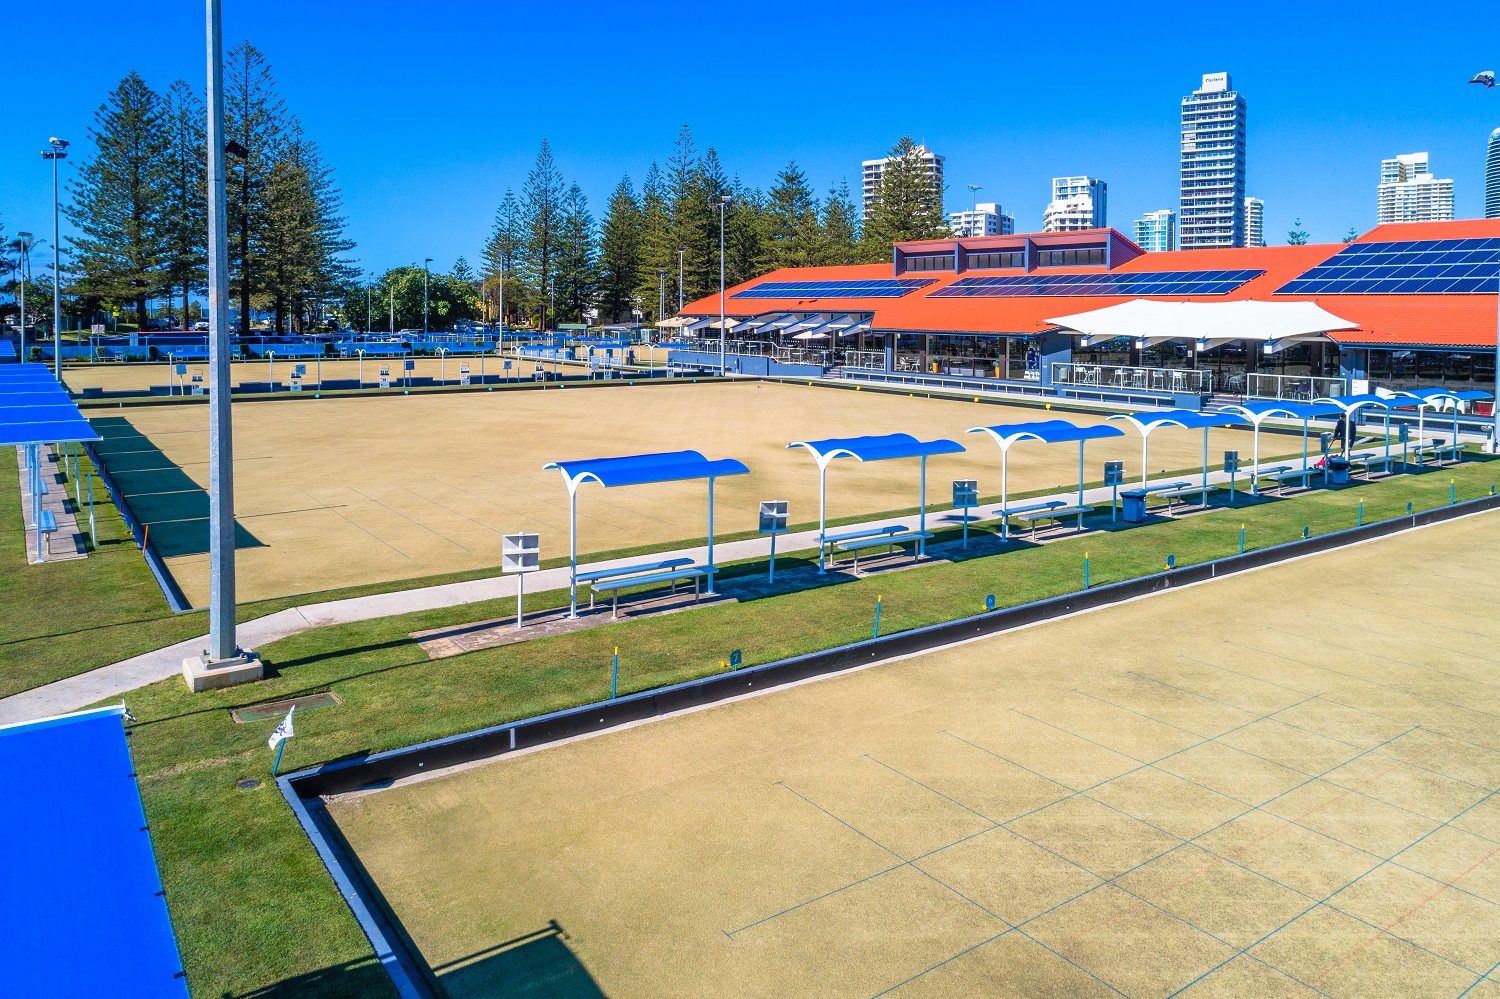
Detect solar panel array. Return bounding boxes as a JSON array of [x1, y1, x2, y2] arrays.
[[1275, 237, 1500, 295], [928, 270, 1264, 298], [732, 278, 934, 299]]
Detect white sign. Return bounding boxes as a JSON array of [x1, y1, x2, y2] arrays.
[[502, 533, 541, 573], [759, 500, 789, 534]]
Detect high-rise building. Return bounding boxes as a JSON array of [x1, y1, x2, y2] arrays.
[[1042, 176, 1107, 232], [1180, 72, 1247, 249], [1376, 152, 1454, 224], [1244, 197, 1265, 247], [861, 144, 944, 223], [1132, 209, 1178, 252], [1486, 128, 1500, 220], [949, 202, 1015, 238]]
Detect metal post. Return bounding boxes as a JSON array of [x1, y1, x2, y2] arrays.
[[768, 528, 777, 583], [1141, 433, 1149, 488], [817, 464, 827, 573], [205, 0, 238, 663], [1078, 439, 1085, 508], [1251, 421, 1261, 496], [677, 246, 685, 314], [1302, 418, 1311, 489], [515, 570, 523, 630], [568, 489, 578, 618], [705, 476, 716, 595], [45, 140, 69, 378], [1000, 448, 1010, 541], [497, 253, 505, 362], [422, 258, 431, 335], [918, 455, 928, 557], [87, 470, 95, 545], [389, 286, 394, 335], [717, 196, 730, 375], [1201, 428, 1209, 506]]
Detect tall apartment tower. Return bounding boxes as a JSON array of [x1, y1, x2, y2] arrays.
[[1042, 176, 1107, 232], [1180, 72, 1247, 249], [1244, 197, 1265, 247], [1132, 209, 1178, 252], [1486, 128, 1500, 220], [861, 144, 944, 223], [949, 203, 1015, 238], [1376, 153, 1454, 223]]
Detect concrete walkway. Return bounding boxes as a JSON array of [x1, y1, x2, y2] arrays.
[[16, 445, 87, 565], [0, 459, 1350, 725]]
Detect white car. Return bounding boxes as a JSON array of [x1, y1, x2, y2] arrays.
[[192, 320, 210, 331]]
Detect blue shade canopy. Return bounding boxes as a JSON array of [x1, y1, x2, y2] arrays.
[[1109, 410, 1250, 433], [545, 450, 749, 492], [0, 419, 101, 446], [1395, 387, 1494, 403], [1215, 401, 1340, 421], [787, 433, 966, 466], [0, 707, 189, 999], [1313, 394, 1423, 412], [0, 341, 15, 357], [967, 420, 1125, 449], [0, 404, 82, 423]]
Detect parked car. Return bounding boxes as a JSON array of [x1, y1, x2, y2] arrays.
[[192, 320, 210, 331]]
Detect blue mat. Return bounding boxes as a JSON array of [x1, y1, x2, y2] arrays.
[[0, 707, 189, 998]]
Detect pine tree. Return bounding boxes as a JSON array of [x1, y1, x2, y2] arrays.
[[65, 72, 168, 329], [859, 136, 949, 263], [692, 147, 731, 300], [665, 125, 700, 303], [725, 181, 769, 287], [261, 137, 353, 332], [225, 42, 291, 334], [821, 180, 860, 266], [158, 79, 206, 328], [597, 175, 642, 323], [766, 162, 820, 270], [1287, 219, 1310, 246], [522, 139, 565, 327], [554, 183, 596, 323], [481, 189, 523, 324], [451, 256, 476, 285], [636, 161, 672, 321]]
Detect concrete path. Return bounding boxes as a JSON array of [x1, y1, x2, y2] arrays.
[[16, 445, 87, 565], [0, 460, 1344, 725]]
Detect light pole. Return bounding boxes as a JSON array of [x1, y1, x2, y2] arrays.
[[366, 271, 373, 334], [1469, 70, 1500, 452], [497, 252, 505, 359], [967, 183, 981, 213], [15, 232, 32, 346], [657, 269, 666, 329], [422, 257, 432, 335], [676, 244, 685, 313], [389, 283, 395, 335], [716, 195, 731, 373], [42, 138, 69, 376]]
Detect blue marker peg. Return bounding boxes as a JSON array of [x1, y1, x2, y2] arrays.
[[1238, 524, 1245, 554], [1084, 553, 1090, 589], [873, 595, 883, 639]]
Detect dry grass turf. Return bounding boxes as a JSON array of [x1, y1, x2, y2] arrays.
[[329, 511, 1500, 999], [88, 380, 1295, 604]]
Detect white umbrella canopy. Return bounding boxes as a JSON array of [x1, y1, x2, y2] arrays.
[[1048, 299, 1359, 348]]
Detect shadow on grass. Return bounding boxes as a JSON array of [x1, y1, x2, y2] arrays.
[[91, 415, 264, 557], [430, 921, 607, 999], [222, 956, 393, 998]]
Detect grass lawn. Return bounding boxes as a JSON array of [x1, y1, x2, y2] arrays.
[[101, 459, 1500, 998]]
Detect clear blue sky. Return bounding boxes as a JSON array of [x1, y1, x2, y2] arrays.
[[4, 0, 1499, 276]]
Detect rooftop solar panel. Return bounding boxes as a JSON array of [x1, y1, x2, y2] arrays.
[[928, 270, 1264, 298], [1276, 237, 1500, 295], [732, 278, 934, 299]]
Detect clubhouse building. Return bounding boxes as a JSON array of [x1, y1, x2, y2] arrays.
[[673, 219, 1500, 409]]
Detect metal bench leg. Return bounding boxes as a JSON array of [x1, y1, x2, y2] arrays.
[[612, 592, 618, 620], [694, 577, 701, 603]]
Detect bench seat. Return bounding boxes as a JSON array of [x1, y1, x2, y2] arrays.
[[590, 566, 718, 618], [576, 557, 694, 586], [1012, 504, 1089, 539], [822, 524, 905, 545], [833, 530, 932, 571]]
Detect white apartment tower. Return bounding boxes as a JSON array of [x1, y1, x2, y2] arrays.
[[861, 144, 944, 223], [1376, 153, 1454, 224], [1486, 128, 1500, 220], [1180, 72, 1247, 249], [1244, 197, 1265, 247], [949, 203, 1015, 238], [1133, 209, 1178, 252], [1042, 176, 1107, 232]]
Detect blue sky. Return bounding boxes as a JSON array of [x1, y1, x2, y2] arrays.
[[4, 0, 1499, 276]]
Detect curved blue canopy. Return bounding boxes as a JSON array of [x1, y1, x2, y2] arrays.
[[1110, 410, 1249, 433], [545, 449, 749, 492], [0, 420, 101, 446], [787, 433, 965, 466], [1215, 400, 1340, 421], [967, 419, 1124, 449], [1396, 387, 1493, 403], [1313, 393, 1420, 412]]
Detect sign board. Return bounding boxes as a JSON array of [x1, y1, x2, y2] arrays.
[[952, 479, 978, 509], [294, 364, 307, 376], [985, 594, 996, 611], [404, 359, 415, 371], [175, 364, 187, 375], [460, 363, 471, 386], [501, 533, 541, 573], [503, 360, 512, 371], [1399, 425, 1410, 443], [729, 649, 742, 668], [1319, 433, 1332, 455], [759, 500, 789, 534], [379, 363, 391, 389], [1103, 460, 1125, 486], [1223, 450, 1239, 473], [90, 324, 104, 336]]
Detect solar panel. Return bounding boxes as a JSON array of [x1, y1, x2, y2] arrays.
[[1276, 237, 1500, 295], [928, 270, 1264, 298], [732, 278, 934, 299]]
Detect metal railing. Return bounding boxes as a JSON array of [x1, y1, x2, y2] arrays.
[[678, 338, 772, 356], [845, 350, 886, 371], [773, 346, 831, 366], [1244, 373, 1346, 402], [1052, 362, 1211, 394]]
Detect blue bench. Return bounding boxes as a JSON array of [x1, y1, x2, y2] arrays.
[[1011, 504, 1090, 538], [36, 509, 57, 560], [820, 524, 905, 565], [576, 558, 695, 609], [590, 565, 718, 618], [834, 530, 933, 571], [1410, 439, 1463, 465]]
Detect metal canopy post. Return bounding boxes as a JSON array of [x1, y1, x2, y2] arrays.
[[817, 464, 828, 573], [1301, 417, 1311, 489], [1077, 440, 1085, 508], [918, 455, 928, 556], [568, 486, 579, 618], [1251, 420, 1262, 496], [705, 476, 716, 594], [1000, 448, 1010, 541], [1140, 432, 1150, 487], [1201, 427, 1210, 506]]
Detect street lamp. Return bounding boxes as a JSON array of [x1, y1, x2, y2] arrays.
[[366, 271, 373, 335], [42, 138, 69, 376], [14, 232, 33, 345], [422, 257, 432, 336], [967, 183, 981, 213], [657, 269, 666, 329], [496, 252, 506, 359], [715, 196, 731, 373], [1469, 70, 1500, 452], [676, 244, 685, 313]]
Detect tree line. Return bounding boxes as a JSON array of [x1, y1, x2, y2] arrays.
[[478, 129, 951, 327], [63, 43, 352, 334]]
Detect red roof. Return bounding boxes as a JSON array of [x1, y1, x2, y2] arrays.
[[680, 220, 1500, 348]]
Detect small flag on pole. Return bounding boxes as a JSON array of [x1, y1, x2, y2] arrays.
[[269, 705, 295, 775]]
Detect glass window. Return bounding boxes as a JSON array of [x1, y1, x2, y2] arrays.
[[1037, 247, 1105, 267], [904, 254, 954, 272], [966, 251, 1023, 269]]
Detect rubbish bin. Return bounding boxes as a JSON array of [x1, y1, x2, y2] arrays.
[[1327, 458, 1350, 485], [1121, 489, 1147, 523]]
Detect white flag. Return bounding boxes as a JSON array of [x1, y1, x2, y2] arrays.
[[268, 705, 296, 750]]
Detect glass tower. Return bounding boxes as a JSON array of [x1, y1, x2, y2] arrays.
[[1180, 72, 1247, 249]]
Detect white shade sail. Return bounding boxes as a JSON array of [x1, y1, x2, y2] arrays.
[[1048, 299, 1359, 353]]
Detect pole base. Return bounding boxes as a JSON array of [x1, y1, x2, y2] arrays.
[[182, 651, 263, 692]]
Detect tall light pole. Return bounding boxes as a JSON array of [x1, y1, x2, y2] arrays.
[[967, 183, 981, 213], [657, 269, 666, 328], [389, 282, 394, 334], [14, 234, 31, 345], [42, 138, 69, 376], [676, 244, 685, 313], [422, 257, 432, 335], [497, 252, 505, 357], [1469, 70, 1500, 452], [185, 0, 259, 688], [716, 195, 731, 373], [366, 271, 373, 334]]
